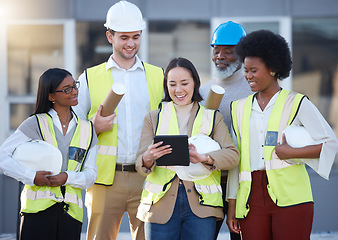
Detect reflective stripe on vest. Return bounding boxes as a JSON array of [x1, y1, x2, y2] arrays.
[[20, 113, 93, 222], [86, 62, 164, 185], [25, 189, 83, 209], [238, 171, 251, 182], [143, 180, 163, 194], [195, 183, 222, 195], [141, 102, 222, 207], [97, 145, 117, 156], [231, 90, 313, 218]]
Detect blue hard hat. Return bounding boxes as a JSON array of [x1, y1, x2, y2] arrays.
[[210, 21, 247, 47]]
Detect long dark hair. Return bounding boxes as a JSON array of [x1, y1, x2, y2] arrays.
[[163, 57, 203, 102], [34, 68, 72, 114]]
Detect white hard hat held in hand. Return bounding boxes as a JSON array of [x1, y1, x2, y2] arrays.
[[12, 140, 62, 175], [104, 1, 146, 32], [175, 134, 221, 181], [281, 125, 316, 148]]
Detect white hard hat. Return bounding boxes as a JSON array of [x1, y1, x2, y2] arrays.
[[175, 134, 221, 181], [104, 1, 146, 32], [282, 125, 316, 148], [12, 140, 62, 175]]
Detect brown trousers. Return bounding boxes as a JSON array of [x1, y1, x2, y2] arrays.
[[85, 171, 146, 240], [239, 170, 314, 240]]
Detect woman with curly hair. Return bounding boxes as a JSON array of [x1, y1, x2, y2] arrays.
[[227, 30, 338, 240]]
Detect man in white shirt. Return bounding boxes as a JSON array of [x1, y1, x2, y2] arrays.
[[199, 21, 252, 240], [73, 1, 164, 239]]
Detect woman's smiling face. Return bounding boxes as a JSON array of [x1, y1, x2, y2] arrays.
[[244, 56, 275, 93], [167, 67, 195, 106], [49, 75, 79, 108]]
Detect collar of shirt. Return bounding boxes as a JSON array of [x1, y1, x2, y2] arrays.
[[48, 108, 77, 134], [252, 90, 281, 113], [105, 54, 144, 72]]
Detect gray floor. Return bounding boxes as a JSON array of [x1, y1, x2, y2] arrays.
[[115, 232, 338, 240], [1, 232, 338, 240]]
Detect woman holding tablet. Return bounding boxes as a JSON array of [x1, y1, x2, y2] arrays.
[[135, 57, 240, 240], [0, 68, 98, 240]]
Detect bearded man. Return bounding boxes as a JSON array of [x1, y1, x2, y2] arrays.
[[200, 21, 252, 240]]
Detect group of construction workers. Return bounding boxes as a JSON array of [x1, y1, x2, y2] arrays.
[[1, 0, 338, 240]]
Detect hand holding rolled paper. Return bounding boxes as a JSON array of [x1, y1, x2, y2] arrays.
[[204, 85, 225, 110], [101, 82, 126, 117]]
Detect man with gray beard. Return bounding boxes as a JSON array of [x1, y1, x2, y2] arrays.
[[200, 21, 252, 240]]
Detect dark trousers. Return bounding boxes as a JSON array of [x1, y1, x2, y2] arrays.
[[239, 170, 314, 240], [20, 202, 82, 240], [214, 181, 241, 240]]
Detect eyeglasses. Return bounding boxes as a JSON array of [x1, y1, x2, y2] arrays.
[[54, 81, 80, 95]]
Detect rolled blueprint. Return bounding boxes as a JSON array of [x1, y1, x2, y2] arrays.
[[204, 84, 225, 110], [101, 82, 126, 117]]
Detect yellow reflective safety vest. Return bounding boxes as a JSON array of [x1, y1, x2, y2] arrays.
[[140, 102, 223, 207], [86, 62, 164, 185], [231, 89, 313, 218], [21, 113, 93, 222]]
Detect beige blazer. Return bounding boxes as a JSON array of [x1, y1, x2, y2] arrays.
[[135, 102, 240, 224]]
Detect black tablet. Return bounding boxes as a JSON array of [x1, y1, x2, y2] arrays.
[[153, 135, 190, 166]]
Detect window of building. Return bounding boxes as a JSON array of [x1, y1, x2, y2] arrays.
[[148, 21, 210, 83], [6, 24, 64, 130], [76, 22, 111, 73], [292, 18, 338, 146], [75, 21, 211, 85]]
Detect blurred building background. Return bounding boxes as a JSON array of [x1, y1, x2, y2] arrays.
[[0, 0, 338, 237]]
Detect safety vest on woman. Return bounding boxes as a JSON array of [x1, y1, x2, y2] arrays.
[[21, 113, 93, 222], [231, 89, 313, 219], [86, 62, 164, 185], [140, 102, 223, 207]]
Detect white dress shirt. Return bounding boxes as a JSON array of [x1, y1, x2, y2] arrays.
[[227, 91, 338, 199], [73, 55, 150, 164], [0, 109, 98, 189]]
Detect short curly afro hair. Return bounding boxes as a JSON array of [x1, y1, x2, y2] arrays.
[[236, 30, 292, 80]]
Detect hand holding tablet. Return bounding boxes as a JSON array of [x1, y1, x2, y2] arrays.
[[153, 135, 190, 166]]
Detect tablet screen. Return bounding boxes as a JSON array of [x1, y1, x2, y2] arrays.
[[153, 135, 190, 166]]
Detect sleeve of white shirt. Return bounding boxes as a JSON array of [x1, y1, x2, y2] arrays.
[[293, 98, 338, 179], [226, 166, 239, 200], [65, 145, 98, 189], [226, 126, 240, 200], [0, 130, 37, 186], [72, 71, 91, 120]]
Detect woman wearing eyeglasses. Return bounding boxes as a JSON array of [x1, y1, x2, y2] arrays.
[[0, 68, 98, 240]]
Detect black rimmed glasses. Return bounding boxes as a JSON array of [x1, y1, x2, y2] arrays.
[[54, 81, 80, 94]]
